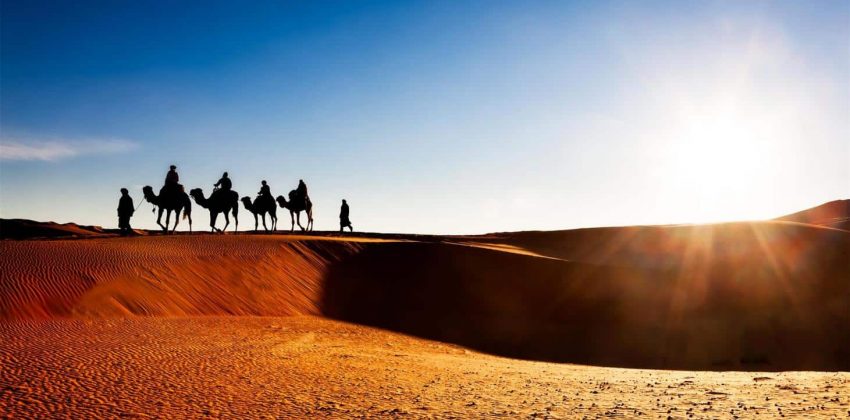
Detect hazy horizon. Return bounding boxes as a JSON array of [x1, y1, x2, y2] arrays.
[[2, 1, 848, 234]]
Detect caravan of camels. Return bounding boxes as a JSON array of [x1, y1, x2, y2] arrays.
[[139, 165, 314, 233]]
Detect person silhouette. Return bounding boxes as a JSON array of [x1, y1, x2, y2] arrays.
[[339, 199, 353, 233], [163, 165, 180, 200], [165, 165, 179, 188], [257, 180, 272, 205], [297, 179, 308, 201], [117, 188, 135, 235], [215, 172, 232, 191], [212, 171, 231, 201]]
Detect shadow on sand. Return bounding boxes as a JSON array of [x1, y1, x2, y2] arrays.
[[321, 229, 850, 371]]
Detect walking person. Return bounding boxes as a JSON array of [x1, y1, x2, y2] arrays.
[[340, 199, 353, 233], [117, 188, 135, 235]]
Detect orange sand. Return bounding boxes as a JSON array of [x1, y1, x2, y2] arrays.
[[2, 316, 848, 418], [1, 215, 849, 417]]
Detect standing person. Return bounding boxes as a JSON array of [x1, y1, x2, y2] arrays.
[[339, 199, 353, 233], [117, 188, 135, 235]]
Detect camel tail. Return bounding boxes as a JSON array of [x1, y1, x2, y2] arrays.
[[182, 195, 193, 232], [232, 202, 239, 232], [182, 195, 192, 219]]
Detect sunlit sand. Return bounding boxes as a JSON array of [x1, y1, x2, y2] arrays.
[[1, 200, 848, 417]]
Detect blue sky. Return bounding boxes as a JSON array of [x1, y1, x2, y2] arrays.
[[1, 1, 847, 233]]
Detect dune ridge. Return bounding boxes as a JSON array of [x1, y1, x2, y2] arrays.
[[775, 199, 850, 230], [0, 219, 110, 239]]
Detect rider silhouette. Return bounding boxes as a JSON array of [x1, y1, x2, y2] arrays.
[[215, 172, 232, 191], [258, 180, 272, 205], [258, 180, 271, 197], [165, 165, 179, 188], [212, 172, 231, 201], [297, 179, 308, 200], [162, 165, 181, 200]]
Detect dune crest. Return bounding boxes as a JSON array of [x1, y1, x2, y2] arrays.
[[0, 219, 110, 239], [775, 199, 850, 230]]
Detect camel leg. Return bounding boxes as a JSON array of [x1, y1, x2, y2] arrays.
[[296, 212, 305, 231], [290, 211, 295, 232], [164, 210, 172, 234], [253, 213, 258, 232], [261, 213, 268, 232], [222, 212, 230, 233], [210, 212, 219, 232], [172, 209, 181, 233], [157, 208, 167, 231]]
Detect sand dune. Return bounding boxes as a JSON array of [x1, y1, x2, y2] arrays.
[[2, 211, 850, 417], [323, 223, 850, 370], [775, 199, 850, 231], [0, 235, 371, 319], [0, 219, 110, 239], [2, 219, 848, 371]]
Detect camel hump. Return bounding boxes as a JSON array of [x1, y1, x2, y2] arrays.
[[159, 183, 184, 197]]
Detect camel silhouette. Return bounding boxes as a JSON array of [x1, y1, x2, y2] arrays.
[[142, 186, 193, 233], [276, 191, 314, 231], [189, 188, 239, 233], [241, 196, 277, 232]]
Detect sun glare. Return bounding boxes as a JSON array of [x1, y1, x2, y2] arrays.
[[679, 113, 764, 182], [663, 103, 781, 223]]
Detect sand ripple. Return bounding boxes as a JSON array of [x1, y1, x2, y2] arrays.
[[0, 236, 362, 319]]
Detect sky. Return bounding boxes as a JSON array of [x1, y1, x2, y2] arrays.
[[1, 1, 847, 234]]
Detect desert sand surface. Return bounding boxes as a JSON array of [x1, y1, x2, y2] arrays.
[[1, 211, 849, 417], [3, 316, 849, 419]]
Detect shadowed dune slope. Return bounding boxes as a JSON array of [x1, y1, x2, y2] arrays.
[[1, 221, 848, 370], [0, 219, 109, 239], [322, 222, 850, 370]]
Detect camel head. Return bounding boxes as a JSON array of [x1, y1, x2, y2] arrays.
[[240, 196, 253, 209], [189, 188, 205, 202], [142, 186, 156, 202], [276, 195, 288, 209]]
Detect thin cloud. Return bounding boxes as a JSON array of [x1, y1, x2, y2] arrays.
[[0, 137, 139, 161]]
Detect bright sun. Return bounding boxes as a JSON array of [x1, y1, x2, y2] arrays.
[[663, 103, 782, 223]]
